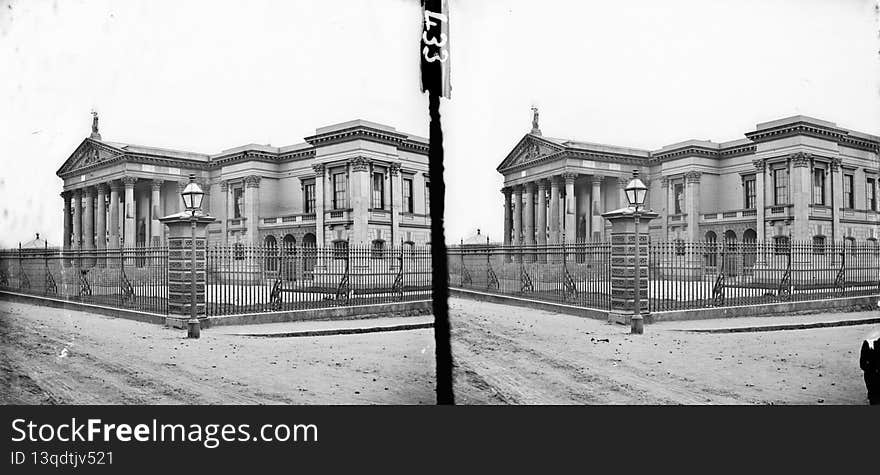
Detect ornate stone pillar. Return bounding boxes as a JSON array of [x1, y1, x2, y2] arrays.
[[62, 191, 72, 251], [685, 171, 701, 242], [122, 176, 137, 248], [220, 181, 229, 245], [109, 181, 120, 249], [177, 181, 187, 213], [95, 183, 107, 251], [502, 187, 513, 246], [549, 177, 561, 245], [753, 159, 766, 244], [82, 186, 95, 251], [244, 175, 261, 245], [523, 182, 536, 246], [72, 188, 82, 251], [536, 180, 547, 246], [150, 179, 163, 246], [617, 176, 629, 209], [512, 185, 523, 246], [790, 152, 811, 241], [563, 173, 577, 243], [390, 162, 402, 245], [659, 177, 669, 239], [590, 175, 603, 241]]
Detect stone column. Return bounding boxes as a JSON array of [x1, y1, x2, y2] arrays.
[[122, 176, 137, 248], [685, 171, 701, 242], [82, 187, 95, 251], [617, 176, 629, 209], [220, 181, 229, 245], [109, 181, 121, 249], [523, 182, 536, 246], [72, 189, 82, 251], [390, 163, 402, 245], [512, 185, 523, 246], [790, 153, 811, 241], [502, 187, 513, 246], [590, 175, 603, 241], [244, 175, 261, 245], [96, 183, 107, 253], [659, 177, 669, 239], [349, 157, 371, 246], [563, 173, 577, 243], [830, 157, 843, 243], [753, 160, 766, 244], [62, 191, 72, 251], [150, 180, 163, 246], [536, 180, 547, 246], [549, 177, 561, 245], [177, 181, 187, 213]]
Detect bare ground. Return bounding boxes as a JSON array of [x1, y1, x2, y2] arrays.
[[0, 301, 435, 404], [450, 298, 873, 405]]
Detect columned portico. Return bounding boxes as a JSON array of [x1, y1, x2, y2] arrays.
[[548, 177, 561, 244], [562, 173, 576, 243], [590, 175, 603, 241], [62, 192, 72, 251], [512, 185, 523, 245], [523, 182, 536, 246], [109, 181, 120, 249], [122, 176, 137, 248], [96, 183, 107, 252], [150, 179, 163, 246], [502, 187, 513, 246]]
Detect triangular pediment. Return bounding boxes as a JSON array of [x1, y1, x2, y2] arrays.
[[496, 134, 564, 172], [56, 139, 125, 177]]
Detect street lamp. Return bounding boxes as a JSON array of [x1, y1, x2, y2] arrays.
[[624, 169, 648, 335], [181, 174, 205, 339]]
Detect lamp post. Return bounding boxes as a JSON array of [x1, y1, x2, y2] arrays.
[[180, 174, 205, 339], [624, 169, 648, 335]]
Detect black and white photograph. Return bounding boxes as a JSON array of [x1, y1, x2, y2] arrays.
[[1, 0, 879, 416]]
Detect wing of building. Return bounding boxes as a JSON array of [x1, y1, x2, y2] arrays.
[[497, 114, 880, 247], [57, 117, 431, 250]]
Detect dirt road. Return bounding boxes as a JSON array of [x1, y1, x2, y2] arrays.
[[0, 301, 435, 404], [450, 298, 872, 405]]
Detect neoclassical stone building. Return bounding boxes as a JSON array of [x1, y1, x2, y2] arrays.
[[498, 112, 880, 247], [57, 114, 431, 251]]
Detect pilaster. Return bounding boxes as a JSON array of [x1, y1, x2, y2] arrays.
[[244, 175, 261, 245], [684, 171, 701, 242]]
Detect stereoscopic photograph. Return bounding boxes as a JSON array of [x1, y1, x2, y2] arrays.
[[1, 0, 879, 407]]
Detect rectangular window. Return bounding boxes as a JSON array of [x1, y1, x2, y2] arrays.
[[371, 172, 384, 209], [403, 178, 414, 213], [867, 177, 876, 211], [843, 174, 854, 209], [743, 176, 756, 209], [233, 188, 244, 219], [425, 181, 430, 214], [773, 168, 789, 205], [812, 168, 825, 205], [673, 183, 684, 214], [333, 173, 347, 209], [303, 183, 315, 214]]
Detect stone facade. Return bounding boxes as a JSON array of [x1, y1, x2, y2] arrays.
[[498, 114, 880, 247], [57, 118, 431, 250]]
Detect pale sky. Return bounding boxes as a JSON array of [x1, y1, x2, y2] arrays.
[[1, 0, 879, 248]]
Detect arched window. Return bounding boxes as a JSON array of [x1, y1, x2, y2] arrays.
[[868, 238, 879, 256], [301, 233, 317, 273], [371, 239, 386, 259], [281, 234, 296, 281], [812, 235, 826, 255], [742, 229, 757, 268], [844, 237, 856, 255], [264, 235, 278, 271]]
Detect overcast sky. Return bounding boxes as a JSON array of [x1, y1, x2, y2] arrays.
[[1, 0, 879, 248]]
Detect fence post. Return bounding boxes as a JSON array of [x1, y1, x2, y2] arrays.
[[159, 213, 216, 329]]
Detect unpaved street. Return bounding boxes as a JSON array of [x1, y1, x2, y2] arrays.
[[451, 298, 873, 404], [0, 301, 435, 404]]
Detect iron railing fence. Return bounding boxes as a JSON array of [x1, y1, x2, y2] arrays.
[[448, 239, 880, 313], [648, 239, 880, 312], [0, 246, 169, 314], [447, 242, 613, 310], [205, 244, 433, 316]]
